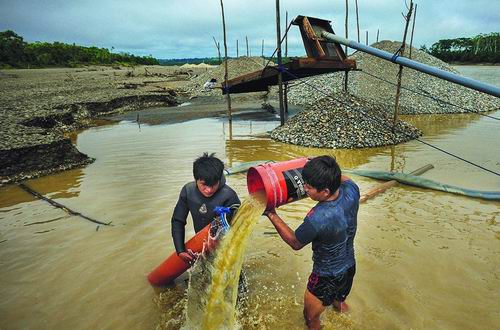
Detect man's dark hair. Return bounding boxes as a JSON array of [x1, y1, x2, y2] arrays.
[[193, 152, 224, 186], [302, 155, 341, 194], [210, 78, 217, 83]]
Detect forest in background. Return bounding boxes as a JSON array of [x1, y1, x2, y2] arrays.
[[1, 30, 498, 68], [421, 32, 498, 63], [0, 30, 159, 68]]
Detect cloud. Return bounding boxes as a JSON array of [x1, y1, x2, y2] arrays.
[[0, 0, 498, 58]]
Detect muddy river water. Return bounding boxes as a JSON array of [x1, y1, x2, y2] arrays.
[[1, 67, 499, 329]]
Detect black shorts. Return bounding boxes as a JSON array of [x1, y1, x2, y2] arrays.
[[307, 265, 356, 306]]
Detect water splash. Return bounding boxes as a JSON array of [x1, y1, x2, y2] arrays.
[[202, 193, 267, 329]]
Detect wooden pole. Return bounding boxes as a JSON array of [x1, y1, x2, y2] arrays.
[[285, 10, 288, 58], [359, 164, 433, 203], [366, 30, 368, 45], [343, 0, 349, 93], [409, 3, 417, 59], [276, 0, 285, 126], [344, 0, 349, 54], [262, 39, 265, 65], [376, 29, 380, 42], [220, 0, 231, 123], [18, 183, 112, 226], [236, 39, 239, 57], [212, 37, 221, 64], [246, 36, 249, 57], [355, 0, 360, 43], [393, 1, 413, 133]]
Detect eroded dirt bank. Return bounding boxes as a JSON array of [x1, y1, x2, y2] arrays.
[[0, 65, 188, 183]]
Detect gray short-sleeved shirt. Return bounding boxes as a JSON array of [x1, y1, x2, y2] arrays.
[[295, 180, 360, 276]]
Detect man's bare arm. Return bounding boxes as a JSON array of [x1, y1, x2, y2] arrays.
[[265, 211, 306, 250]]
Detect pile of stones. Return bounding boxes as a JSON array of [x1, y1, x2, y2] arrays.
[[184, 57, 271, 97], [271, 92, 422, 148], [287, 41, 499, 114]]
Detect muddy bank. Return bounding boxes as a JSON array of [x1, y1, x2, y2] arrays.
[[0, 66, 184, 184]]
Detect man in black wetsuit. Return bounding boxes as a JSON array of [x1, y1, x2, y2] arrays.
[[171, 152, 240, 265]]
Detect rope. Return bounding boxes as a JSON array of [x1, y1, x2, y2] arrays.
[[263, 21, 294, 71], [358, 70, 500, 121], [280, 67, 500, 177]]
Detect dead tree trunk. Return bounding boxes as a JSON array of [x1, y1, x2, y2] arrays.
[[212, 36, 221, 64], [236, 39, 239, 57], [246, 36, 249, 57], [376, 29, 380, 42], [220, 0, 231, 122], [393, 1, 414, 133]]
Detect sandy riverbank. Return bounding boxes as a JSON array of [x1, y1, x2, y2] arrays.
[[0, 65, 193, 184], [0, 65, 279, 184]]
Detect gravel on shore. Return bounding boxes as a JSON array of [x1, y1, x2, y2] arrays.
[[183, 57, 271, 99], [271, 92, 422, 148], [0, 66, 178, 183], [287, 41, 499, 114]]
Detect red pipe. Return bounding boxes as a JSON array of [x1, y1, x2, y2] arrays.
[[147, 224, 210, 286]]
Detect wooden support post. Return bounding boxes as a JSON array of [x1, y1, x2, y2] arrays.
[[343, 0, 349, 93], [393, 1, 413, 133], [376, 29, 380, 42], [285, 11, 288, 58], [409, 3, 417, 59], [284, 83, 289, 114], [262, 39, 265, 65], [212, 37, 221, 64], [276, 0, 285, 126], [246, 36, 249, 57], [220, 0, 232, 123], [355, 0, 360, 42]]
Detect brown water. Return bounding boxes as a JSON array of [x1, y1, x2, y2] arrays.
[[1, 68, 499, 329]]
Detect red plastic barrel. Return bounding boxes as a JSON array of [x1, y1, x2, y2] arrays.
[[247, 158, 309, 211], [148, 224, 211, 286]]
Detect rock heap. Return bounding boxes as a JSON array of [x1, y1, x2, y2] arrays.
[[184, 57, 271, 97], [271, 92, 422, 149], [287, 41, 499, 114]]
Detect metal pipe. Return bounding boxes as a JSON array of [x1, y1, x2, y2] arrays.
[[321, 32, 500, 98]]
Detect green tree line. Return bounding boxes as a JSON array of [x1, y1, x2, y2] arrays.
[[0, 30, 159, 68], [420, 32, 499, 63]]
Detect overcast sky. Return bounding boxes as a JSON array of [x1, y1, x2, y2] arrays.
[[1, 0, 498, 59]]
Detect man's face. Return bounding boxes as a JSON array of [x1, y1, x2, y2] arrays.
[[304, 183, 331, 202], [196, 179, 220, 198]]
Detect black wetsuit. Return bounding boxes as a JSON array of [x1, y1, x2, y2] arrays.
[[171, 177, 240, 254]]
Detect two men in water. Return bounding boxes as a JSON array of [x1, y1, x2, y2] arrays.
[[265, 155, 359, 330], [171, 152, 240, 265]]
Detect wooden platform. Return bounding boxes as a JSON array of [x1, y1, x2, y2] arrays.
[[223, 58, 356, 94], [222, 15, 357, 94]]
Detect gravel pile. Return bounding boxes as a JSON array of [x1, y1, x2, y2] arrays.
[[184, 57, 270, 97], [271, 92, 422, 148], [287, 41, 499, 114]]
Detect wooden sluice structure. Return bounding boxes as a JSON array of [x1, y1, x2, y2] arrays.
[[222, 16, 356, 95]]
